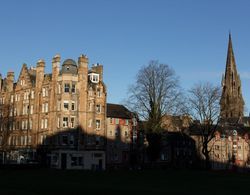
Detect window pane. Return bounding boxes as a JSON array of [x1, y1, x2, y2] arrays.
[[64, 83, 70, 93]]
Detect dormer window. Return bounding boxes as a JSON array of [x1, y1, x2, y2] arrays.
[[88, 73, 99, 83]]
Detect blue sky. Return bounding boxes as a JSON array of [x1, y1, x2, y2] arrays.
[[1, 0, 250, 113]]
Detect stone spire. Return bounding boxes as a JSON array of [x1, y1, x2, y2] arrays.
[[220, 33, 244, 119]]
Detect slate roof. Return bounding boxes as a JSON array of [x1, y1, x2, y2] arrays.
[[107, 103, 132, 119]]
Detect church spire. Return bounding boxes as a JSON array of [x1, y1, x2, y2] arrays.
[[220, 33, 244, 119], [225, 33, 237, 75]]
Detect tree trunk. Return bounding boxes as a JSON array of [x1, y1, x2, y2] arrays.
[[202, 141, 211, 170]]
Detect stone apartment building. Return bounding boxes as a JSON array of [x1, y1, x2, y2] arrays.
[[0, 54, 107, 170]]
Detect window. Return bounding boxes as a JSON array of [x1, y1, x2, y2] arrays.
[[89, 73, 99, 83], [9, 108, 13, 116], [15, 94, 18, 102], [43, 103, 48, 113], [16, 121, 20, 130], [71, 156, 83, 166], [96, 104, 101, 113], [64, 101, 69, 110], [42, 88, 46, 97], [42, 103, 45, 113], [125, 119, 129, 125], [115, 118, 119, 125], [110, 118, 113, 124], [88, 119, 92, 127], [28, 136, 32, 144], [71, 102, 75, 111], [96, 120, 101, 130], [96, 136, 100, 145], [30, 119, 32, 129], [30, 105, 33, 114], [41, 119, 44, 129], [40, 135, 47, 145], [22, 120, 25, 130], [69, 135, 74, 145], [62, 135, 68, 145], [23, 106, 26, 115], [109, 130, 112, 136], [20, 136, 24, 145], [115, 129, 119, 137], [9, 123, 12, 131], [44, 118, 48, 129], [70, 117, 75, 128], [31, 90, 34, 99], [10, 95, 14, 103], [161, 153, 167, 161], [24, 92, 27, 100], [8, 136, 12, 145], [45, 88, 49, 96], [63, 117, 68, 127], [89, 102, 93, 111], [64, 83, 70, 93], [24, 135, 27, 145], [72, 84, 76, 93], [97, 88, 101, 97], [125, 131, 128, 137]]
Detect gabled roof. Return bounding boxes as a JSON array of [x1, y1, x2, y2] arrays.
[[107, 103, 132, 119], [16, 64, 36, 88]]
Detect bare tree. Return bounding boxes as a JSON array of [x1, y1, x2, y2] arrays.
[[0, 100, 13, 164], [127, 60, 184, 161], [188, 82, 221, 169]]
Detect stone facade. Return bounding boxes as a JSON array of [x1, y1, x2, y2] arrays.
[[0, 54, 107, 169]]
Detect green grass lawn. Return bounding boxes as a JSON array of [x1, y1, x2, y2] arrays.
[[0, 168, 250, 195]]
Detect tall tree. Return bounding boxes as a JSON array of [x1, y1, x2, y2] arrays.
[[188, 82, 221, 169], [127, 60, 183, 161]]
